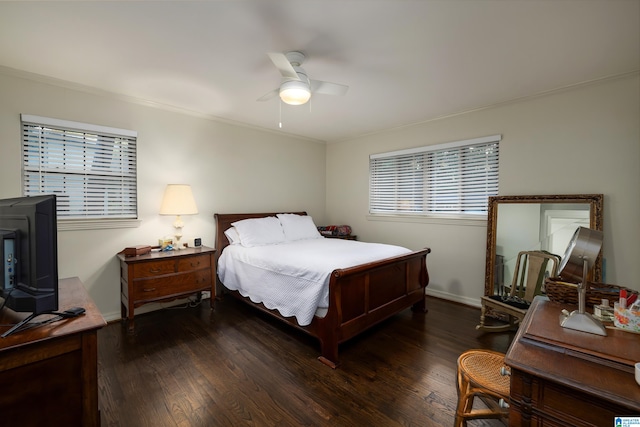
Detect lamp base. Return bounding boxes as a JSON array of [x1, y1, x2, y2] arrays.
[[560, 311, 607, 336], [173, 215, 184, 250]]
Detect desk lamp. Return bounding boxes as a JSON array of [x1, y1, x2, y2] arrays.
[[159, 184, 198, 250], [558, 226, 606, 336]]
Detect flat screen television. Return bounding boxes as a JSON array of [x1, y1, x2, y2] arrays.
[[0, 194, 58, 336]]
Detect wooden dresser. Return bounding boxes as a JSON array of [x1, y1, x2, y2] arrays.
[[505, 296, 640, 426], [0, 277, 106, 426], [118, 246, 216, 332]]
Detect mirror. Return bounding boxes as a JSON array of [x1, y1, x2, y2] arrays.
[[484, 194, 603, 297]]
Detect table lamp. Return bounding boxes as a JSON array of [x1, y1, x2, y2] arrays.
[[159, 184, 198, 250], [558, 226, 606, 336]]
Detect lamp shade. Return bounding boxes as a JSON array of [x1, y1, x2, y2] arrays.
[[159, 184, 198, 216], [279, 80, 311, 105]]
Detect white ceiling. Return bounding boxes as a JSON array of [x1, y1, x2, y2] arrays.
[[0, 1, 638, 143]]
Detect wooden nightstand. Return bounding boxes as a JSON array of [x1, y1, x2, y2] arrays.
[[118, 246, 216, 332]]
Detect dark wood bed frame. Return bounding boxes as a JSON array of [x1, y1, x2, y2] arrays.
[[214, 212, 431, 368]]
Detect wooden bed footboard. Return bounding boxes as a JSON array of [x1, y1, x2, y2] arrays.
[[315, 247, 431, 368], [214, 212, 431, 368]]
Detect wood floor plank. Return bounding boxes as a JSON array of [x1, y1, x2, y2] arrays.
[[98, 296, 515, 426]]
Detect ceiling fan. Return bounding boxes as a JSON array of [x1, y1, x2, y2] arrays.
[[257, 51, 349, 105]]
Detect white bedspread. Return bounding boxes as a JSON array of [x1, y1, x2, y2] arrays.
[[217, 238, 411, 326]]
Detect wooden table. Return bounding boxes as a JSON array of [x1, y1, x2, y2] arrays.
[[0, 277, 106, 426], [505, 296, 640, 426], [118, 246, 216, 332]]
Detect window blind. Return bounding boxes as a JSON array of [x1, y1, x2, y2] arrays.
[[21, 114, 138, 220], [369, 135, 500, 216]]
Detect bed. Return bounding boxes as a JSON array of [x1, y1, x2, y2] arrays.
[[214, 212, 431, 368]]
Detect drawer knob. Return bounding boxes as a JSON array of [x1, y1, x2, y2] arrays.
[[143, 288, 156, 292], [149, 268, 161, 274]]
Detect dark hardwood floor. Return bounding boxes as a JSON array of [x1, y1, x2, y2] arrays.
[[98, 296, 515, 426]]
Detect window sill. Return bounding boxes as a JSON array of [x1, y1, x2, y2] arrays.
[[58, 218, 141, 231], [366, 214, 487, 227]]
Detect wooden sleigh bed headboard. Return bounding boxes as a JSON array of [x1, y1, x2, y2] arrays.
[[213, 211, 307, 269], [214, 211, 430, 368]]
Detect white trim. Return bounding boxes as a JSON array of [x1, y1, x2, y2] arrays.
[[21, 114, 137, 138], [2, 66, 322, 144], [370, 134, 502, 159], [58, 218, 141, 231], [330, 70, 638, 145], [1, 65, 634, 145], [366, 214, 487, 227], [21, 116, 138, 221], [425, 288, 481, 308]]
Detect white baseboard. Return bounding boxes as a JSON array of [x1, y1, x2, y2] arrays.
[[102, 311, 122, 323], [425, 288, 481, 308], [101, 295, 212, 323], [102, 291, 473, 323]]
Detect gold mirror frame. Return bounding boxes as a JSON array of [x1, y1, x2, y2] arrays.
[[484, 194, 604, 297]]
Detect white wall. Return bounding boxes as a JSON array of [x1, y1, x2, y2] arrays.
[[1, 70, 638, 319], [0, 71, 327, 320], [326, 74, 640, 306]]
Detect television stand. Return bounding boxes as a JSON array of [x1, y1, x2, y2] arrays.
[[0, 277, 106, 426], [1, 306, 86, 337], [0, 311, 45, 338]]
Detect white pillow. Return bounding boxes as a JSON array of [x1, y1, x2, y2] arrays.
[[277, 213, 322, 241], [224, 227, 241, 245], [231, 216, 286, 247]]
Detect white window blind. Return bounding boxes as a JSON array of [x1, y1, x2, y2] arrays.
[[369, 135, 500, 216], [21, 114, 138, 220]]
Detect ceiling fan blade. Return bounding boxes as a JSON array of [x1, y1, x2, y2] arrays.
[[257, 88, 279, 102], [267, 52, 299, 80], [310, 80, 349, 96]]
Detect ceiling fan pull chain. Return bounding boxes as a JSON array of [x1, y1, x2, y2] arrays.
[[279, 99, 282, 128]]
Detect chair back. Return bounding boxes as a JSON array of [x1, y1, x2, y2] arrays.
[[510, 251, 560, 302]]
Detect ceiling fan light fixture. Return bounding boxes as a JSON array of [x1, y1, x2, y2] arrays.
[[279, 80, 311, 105]]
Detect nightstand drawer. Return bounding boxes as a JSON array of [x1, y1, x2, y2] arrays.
[[177, 254, 210, 271], [132, 260, 175, 278], [133, 269, 212, 300]]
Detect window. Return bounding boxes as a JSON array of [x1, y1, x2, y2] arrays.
[[21, 114, 138, 227], [369, 135, 500, 217]]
